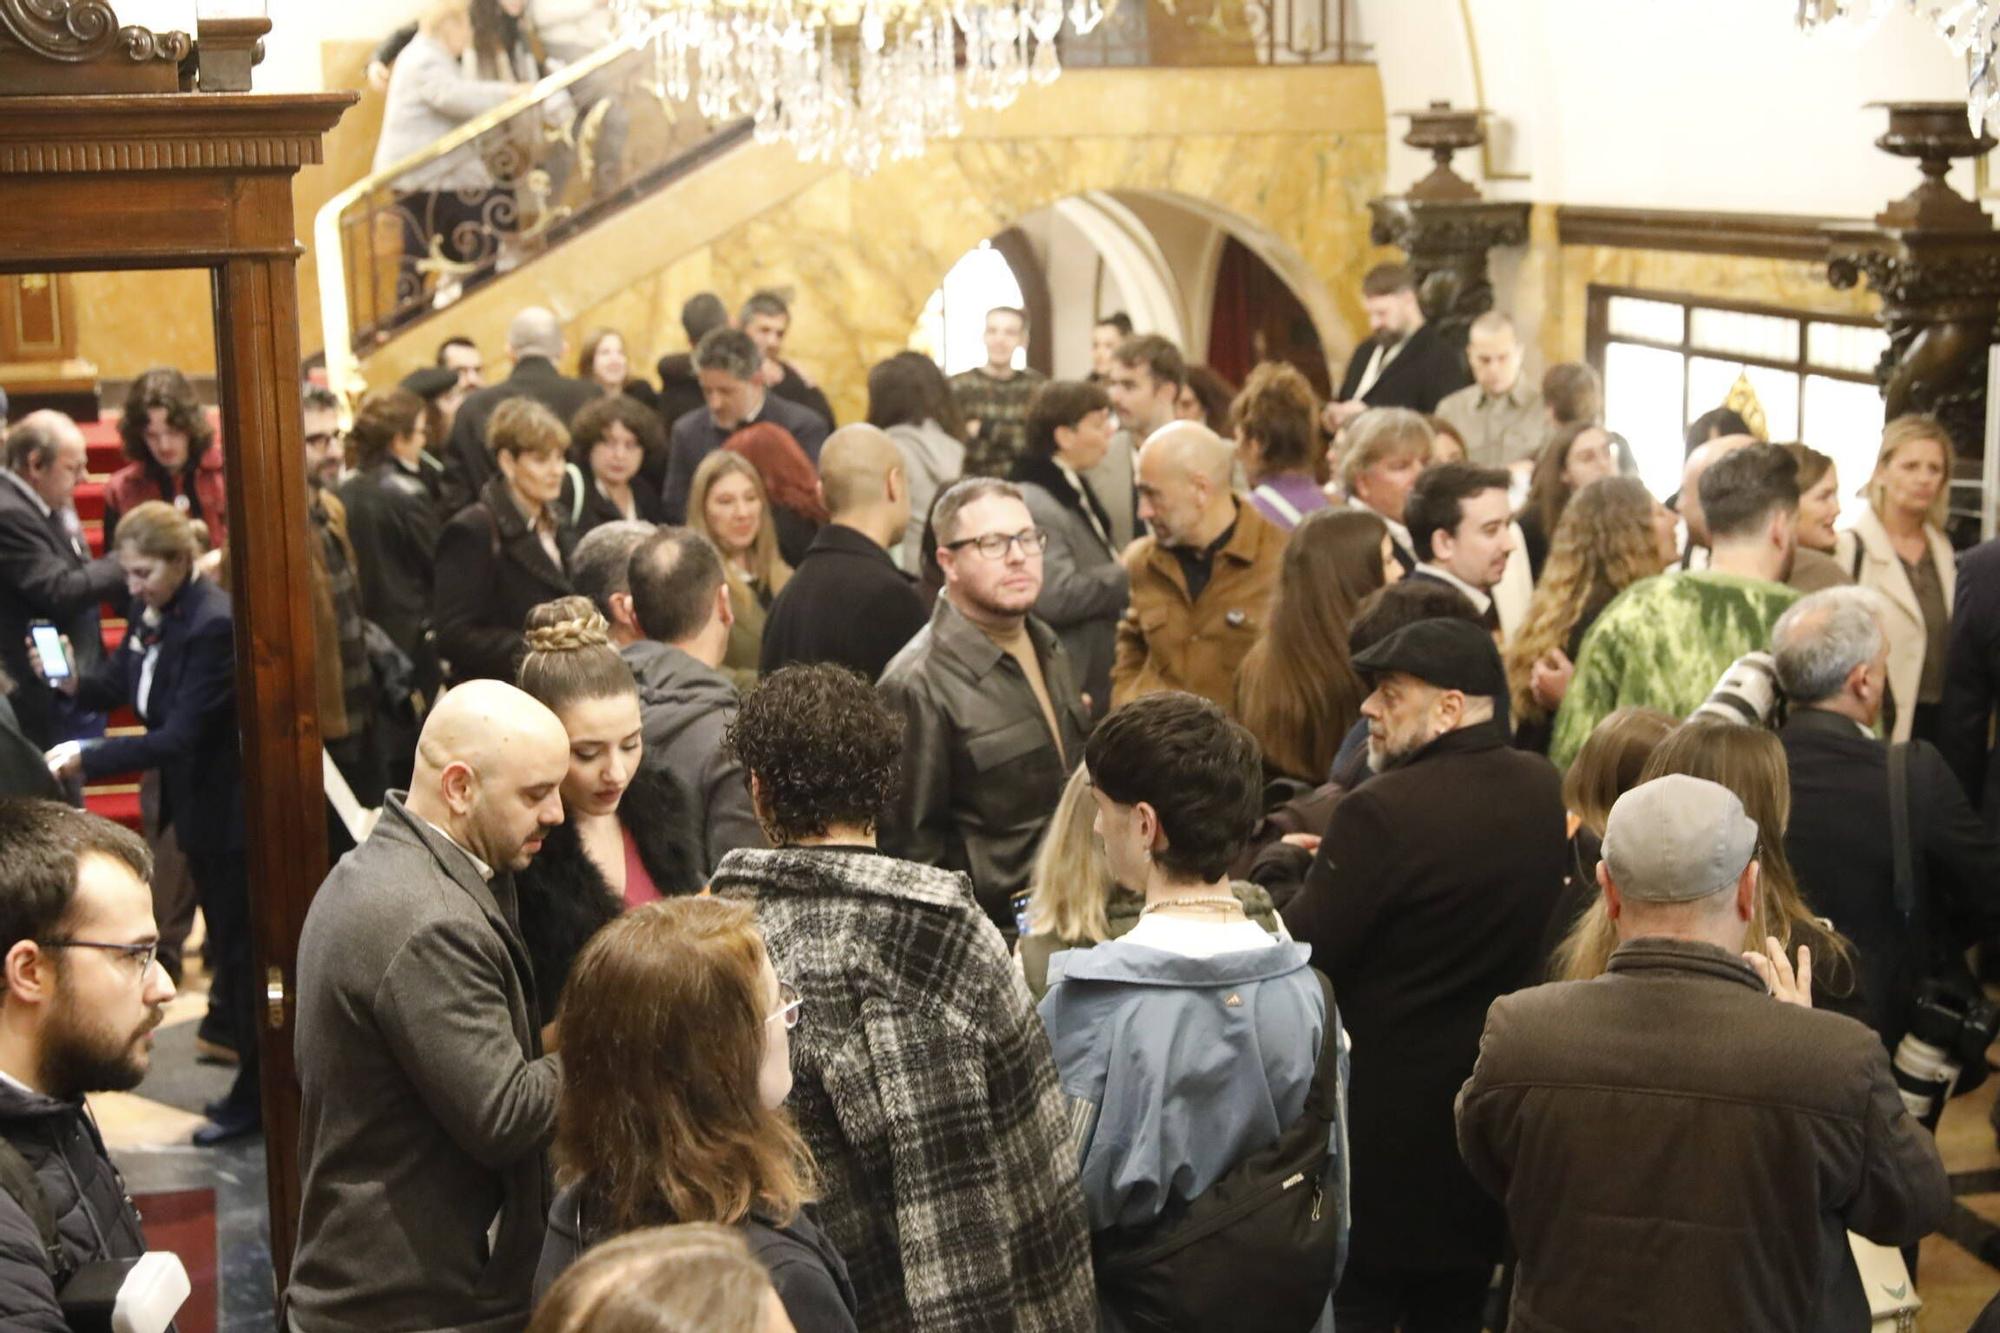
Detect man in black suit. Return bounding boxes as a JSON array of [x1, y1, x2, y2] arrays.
[[0, 411, 123, 751], [1775, 587, 2000, 1052], [1324, 263, 1470, 430], [1284, 618, 1565, 1333], [761, 424, 925, 680], [1403, 461, 1515, 636], [439, 306, 600, 515], [660, 327, 832, 524]]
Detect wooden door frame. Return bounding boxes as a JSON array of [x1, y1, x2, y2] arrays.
[[0, 91, 355, 1290]]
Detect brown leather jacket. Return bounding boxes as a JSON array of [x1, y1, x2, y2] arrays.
[[1110, 498, 1284, 712], [1457, 937, 1950, 1333]]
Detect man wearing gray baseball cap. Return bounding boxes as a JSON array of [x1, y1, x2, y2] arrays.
[[1456, 773, 1949, 1332]]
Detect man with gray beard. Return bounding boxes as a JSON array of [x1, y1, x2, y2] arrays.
[[1284, 618, 1566, 1332]]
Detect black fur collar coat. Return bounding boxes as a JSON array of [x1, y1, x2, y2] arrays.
[[514, 760, 706, 1016]]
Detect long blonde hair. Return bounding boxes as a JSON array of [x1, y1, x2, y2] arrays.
[[1865, 414, 1954, 530], [1554, 721, 1857, 985], [687, 450, 791, 595], [1025, 766, 1115, 944], [1506, 477, 1665, 724]]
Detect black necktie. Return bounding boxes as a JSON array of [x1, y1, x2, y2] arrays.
[[1480, 602, 1501, 635], [44, 509, 81, 562]]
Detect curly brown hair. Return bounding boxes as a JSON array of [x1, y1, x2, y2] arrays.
[[725, 665, 903, 844], [119, 367, 214, 466], [1229, 361, 1320, 480], [1504, 476, 1665, 724]]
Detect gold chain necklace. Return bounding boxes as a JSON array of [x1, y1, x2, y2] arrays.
[[1141, 895, 1244, 916]]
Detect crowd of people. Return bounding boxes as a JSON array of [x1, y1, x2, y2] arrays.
[[0, 256, 1995, 1332]]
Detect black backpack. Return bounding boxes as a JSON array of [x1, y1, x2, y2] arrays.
[[1092, 969, 1344, 1333]]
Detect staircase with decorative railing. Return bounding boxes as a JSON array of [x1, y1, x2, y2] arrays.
[[316, 0, 1367, 394]]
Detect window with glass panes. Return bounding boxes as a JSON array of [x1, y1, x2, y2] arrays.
[[1585, 286, 1888, 521]]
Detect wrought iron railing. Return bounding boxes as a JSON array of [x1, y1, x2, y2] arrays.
[[315, 14, 744, 389], [316, 0, 1366, 389]]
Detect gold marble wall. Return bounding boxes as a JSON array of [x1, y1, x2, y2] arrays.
[[355, 65, 1389, 422]]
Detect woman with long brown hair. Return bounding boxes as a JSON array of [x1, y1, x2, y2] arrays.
[[1235, 507, 1399, 782], [1552, 720, 1865, 1023], [1516, 421, 1618, 580], [534, 896, 857, 1332], [688, 449, 790, 687], [1505, 476, 1679, 754]]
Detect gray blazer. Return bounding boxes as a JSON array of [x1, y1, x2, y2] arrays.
[[373, 31, 520, 191], [290, 795, 560, 1333], [1017, 476, 1127, 718]]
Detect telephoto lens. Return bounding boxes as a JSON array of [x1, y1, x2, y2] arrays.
[[1892, 979, 2000, 1132]]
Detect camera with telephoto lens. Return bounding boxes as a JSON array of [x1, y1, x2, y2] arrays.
[[1892, 979, 2000, 1132]]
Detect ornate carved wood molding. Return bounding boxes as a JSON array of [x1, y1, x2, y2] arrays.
[[0, 0, 183, 63], [0, 94, 344, 174], [1555, 205, 1852, 263]]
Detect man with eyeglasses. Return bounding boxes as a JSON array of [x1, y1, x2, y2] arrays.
[[879, 477, 1088, 935], [0, 799, 177, 1325], [1112, 421, 1284, 713]]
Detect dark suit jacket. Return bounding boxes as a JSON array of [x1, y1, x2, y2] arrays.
[[572, 470, 665, 535], [433, 476, 577, 685], [1285, 721, 1565, 1270], [1781, 707, 2000, 1050], [78, 577, 242, 858], [440, 358, 602, 516], [1940, 536, 2000, 819], [1335, 321, 1469, 415], [0, 474, 122, 747], [771, 362, 835, 431], [660, 394, 831, 525], [760, 524, 926, 681]]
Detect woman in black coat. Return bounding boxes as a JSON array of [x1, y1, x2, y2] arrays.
[[434, 399, 577, 685], [567, 393, 667, 535], [339, 388, 443, 680], [40, 500, 259, 1143]]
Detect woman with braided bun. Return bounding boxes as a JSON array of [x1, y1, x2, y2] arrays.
[[513, 595, 705, 1013]]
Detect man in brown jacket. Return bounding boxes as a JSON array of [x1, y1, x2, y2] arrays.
[[1456, 774, 1950, 1333], [1110, 422, 1283, 713]]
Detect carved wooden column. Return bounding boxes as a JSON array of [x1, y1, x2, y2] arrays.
[[1368, 102, 1530, 350], [1826, 102, 2000, 537]]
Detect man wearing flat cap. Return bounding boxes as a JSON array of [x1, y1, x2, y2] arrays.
[[1456, 775, 1949, 1333], [1285, 617, 1565, 1331]]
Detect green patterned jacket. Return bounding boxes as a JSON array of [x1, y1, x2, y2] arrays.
[[1549, 570, 1801, 769]]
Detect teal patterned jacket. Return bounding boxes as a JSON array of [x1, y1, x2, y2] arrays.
[[1550, 571, 1801, 769]]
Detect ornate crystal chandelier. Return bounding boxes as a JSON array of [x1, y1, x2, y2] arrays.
[[614, 0, 1107, 175], [1796, 1, 2000, 131]]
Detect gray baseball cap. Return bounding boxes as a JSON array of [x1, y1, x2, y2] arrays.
[[1600, 774, 1758, 903]]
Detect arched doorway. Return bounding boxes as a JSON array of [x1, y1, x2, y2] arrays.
[[913, 189, 1331, 395]]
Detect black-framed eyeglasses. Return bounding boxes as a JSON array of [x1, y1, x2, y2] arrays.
[[38, 938, 159, 979], [942, 528, 1050, 560], [303, 431, 343, 448], [767, 980, 801, 1030]]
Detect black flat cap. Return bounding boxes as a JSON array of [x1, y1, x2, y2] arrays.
[[399, 366, 458, 400], [1350, 617, 1507, 698]]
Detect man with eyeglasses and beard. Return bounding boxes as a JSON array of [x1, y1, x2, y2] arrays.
[[878, 477, 1088, 936], [0, 799, 176, 1327], [1283, 618, 1567, 1333]]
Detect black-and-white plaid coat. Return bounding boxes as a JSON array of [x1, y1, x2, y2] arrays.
[[713, 846, 1095, 1332]]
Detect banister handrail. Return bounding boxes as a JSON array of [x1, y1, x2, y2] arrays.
[[317, 12, 681, 398]]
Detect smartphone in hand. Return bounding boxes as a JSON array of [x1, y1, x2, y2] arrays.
[[29, 621, 70, 682]]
